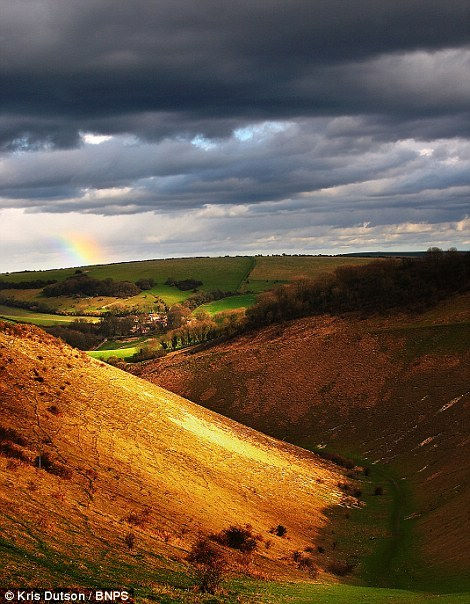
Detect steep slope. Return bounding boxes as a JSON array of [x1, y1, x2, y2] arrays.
[[135, 294, 470, 591], [0, 322, 350, 589]]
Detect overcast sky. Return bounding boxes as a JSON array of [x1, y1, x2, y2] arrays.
[[1, 0, 469, 272]]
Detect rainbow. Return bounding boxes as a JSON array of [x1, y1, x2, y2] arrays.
[[56, 234, 105, 266]]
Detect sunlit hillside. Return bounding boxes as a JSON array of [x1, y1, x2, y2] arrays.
[[0, 321, 352, 591]]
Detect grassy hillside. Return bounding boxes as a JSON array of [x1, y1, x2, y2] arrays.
[[197, 293, 257, 315], [243, 255, 376, 293], [135, 293, 470, 594], [1, 255, 376, 317], [1, 257, 252, 289], [0, 321, 356, 592], [0, 304, 98, 326]]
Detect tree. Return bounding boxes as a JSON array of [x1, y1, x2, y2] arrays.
[[187, 538, 227, 594], [167, 304, 191, 329]]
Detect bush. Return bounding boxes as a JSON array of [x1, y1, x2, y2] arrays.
[[0, 426, 27, 446], [0, 442, 29, 462], [45, 326, 102, 350], [292, 551, 318, 576], [374, 486, 384, 496], [314, 449, 355, 469], [126, 507, 151, 527], [270, 524, 287, 537], [165, 278, 203, 291], [187, 538, 226, 594], [135, 278, 155, 290], [211, 524, 259, 553]]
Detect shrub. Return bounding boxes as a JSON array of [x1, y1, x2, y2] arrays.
[[165, 278, 203, 291], [135, 278, 155, 290], [271, 524, 287, 537], [314, 449, 355, 469], [0, 426, 27, 447], [374, 486, 384, 496], [211, 524, 258, 553], [187, 538, 226, 594], [293, 551, 318, 576], [298, 556, 318, 577]]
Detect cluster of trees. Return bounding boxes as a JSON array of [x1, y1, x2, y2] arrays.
[[165, 277, 203, 291], [183, 289, 237, 310], [160, 315, 218, 351], [43, 273, 141, 298], [160, 309, 245, 353], [0, 279, 57, 290], [135, 278, 155, 290], [246, 249, 469, 328], [46, 320, 103, 350]]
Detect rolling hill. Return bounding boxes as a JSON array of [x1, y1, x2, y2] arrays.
[[0, 321, 355, 593], [135, 293, 470, 594], [0, 255, 377, 317]]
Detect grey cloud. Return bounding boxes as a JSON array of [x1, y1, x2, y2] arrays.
[[1, 1, 470, 148]]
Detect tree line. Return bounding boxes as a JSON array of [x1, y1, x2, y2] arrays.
[[246, 249, 469, 328], [0, 278, 57, 289], [43, 273, 142, 298]]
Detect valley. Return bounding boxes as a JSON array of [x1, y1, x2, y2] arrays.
[[135, 293, 470, 595], [1, 253, 468, 602]]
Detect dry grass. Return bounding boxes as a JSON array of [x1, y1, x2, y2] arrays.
[[0, 320, 348, 586]]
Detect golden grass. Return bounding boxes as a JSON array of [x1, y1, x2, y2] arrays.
[[0, 322, 348, 586]]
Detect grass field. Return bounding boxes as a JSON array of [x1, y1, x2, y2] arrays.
[[1, 256, 253, 289], [0, 255, 378, 321], [197, 293, 257, 315], [0, 304, 98, 326], [242, 255, 378, 293], [88, 347, 140, 361]]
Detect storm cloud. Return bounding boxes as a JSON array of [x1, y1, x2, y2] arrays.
[[0, 1, 469, 270]]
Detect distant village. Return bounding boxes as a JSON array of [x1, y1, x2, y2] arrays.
[[129, 312, 168, 335]]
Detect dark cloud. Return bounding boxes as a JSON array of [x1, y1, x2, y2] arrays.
[[0, 1, 469, 272], [1, 1, 470, 148], [1, 123, 469, 226]]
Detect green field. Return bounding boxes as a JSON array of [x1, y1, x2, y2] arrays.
[[88, 347, 140, 361], [1, 256, 253, 290], [0, 304, 98, 327], [0, 255, 377, 323], [242, 255, 377, 293], [197, 293, 257, 315], [88, 336, 158, 361]]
